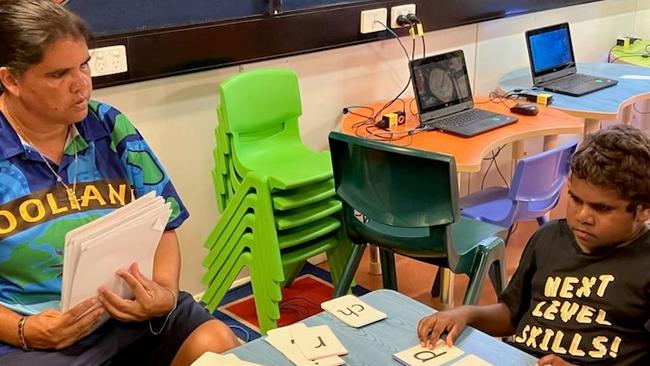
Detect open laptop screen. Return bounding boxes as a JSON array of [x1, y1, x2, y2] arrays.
[[410, 50, 472, 118], [526, 23, 576, 78]]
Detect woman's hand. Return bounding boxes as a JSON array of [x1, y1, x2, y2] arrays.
[[537, 355, 576, 366], [24, 298, 105, 350], [417, 307, 471, 348], [98, 263, 176, 322]]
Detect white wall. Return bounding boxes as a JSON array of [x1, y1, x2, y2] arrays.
[[93, 0, 650, 294]]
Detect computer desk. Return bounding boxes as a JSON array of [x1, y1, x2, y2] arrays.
[[340, 96, 582, 305], [610, 40, 650, 67], [340, 96, 583, 173], [227, 290, 539, 366], [499, 63, 650, 135]]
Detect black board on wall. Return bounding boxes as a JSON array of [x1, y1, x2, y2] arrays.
[[65, 0, 601, 87]]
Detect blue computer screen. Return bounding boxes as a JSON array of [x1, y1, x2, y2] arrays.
[[529, 28, 573, 73]]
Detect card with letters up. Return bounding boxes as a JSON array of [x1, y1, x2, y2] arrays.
[[393, 341, 464, 366], [320, 294, 387, 327]]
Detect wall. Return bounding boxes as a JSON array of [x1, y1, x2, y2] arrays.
[[92, 0, 649, 294]]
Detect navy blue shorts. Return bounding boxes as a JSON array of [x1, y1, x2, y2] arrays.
[[0, 292, 215, 366]]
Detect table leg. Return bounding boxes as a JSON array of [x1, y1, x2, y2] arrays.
[[368, 245, 381, 275], [439, 268, 454, 308], [543, 135, 559, 151], [621, 105, 633, 124], [510, 140, 525, 178], [584, 119, 601, 136]]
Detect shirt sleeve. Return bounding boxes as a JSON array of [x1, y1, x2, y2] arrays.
[[97, 103, 190, 230], [499, 228, 540, 327]]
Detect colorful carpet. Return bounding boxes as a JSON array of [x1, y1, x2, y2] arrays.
[[210, 263, 369, 342]]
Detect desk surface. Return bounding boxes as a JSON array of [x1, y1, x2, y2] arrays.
[[229, 290, 538, 365], [611, 40, 650, 67], [499, 63, 650, 120], [340, 97, 583, 173]]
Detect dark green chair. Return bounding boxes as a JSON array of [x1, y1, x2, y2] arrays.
[[328, 131, 507, 305]]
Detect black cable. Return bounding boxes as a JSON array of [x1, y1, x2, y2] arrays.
[[633, 104, 650, 114]]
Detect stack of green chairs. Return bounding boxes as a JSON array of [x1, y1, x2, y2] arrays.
[[202, 69, 353, 334]]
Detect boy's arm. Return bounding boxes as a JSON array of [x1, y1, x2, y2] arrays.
[[467, 303, 516, 336], [417, 303, 515, 347]]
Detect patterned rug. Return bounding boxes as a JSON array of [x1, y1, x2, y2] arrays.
[[209, 263, 369, 342]]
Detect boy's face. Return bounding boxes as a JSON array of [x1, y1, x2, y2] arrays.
[[566, 176, 650, 253]]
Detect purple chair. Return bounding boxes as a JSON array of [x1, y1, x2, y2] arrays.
[[459, 140, 578, 243]]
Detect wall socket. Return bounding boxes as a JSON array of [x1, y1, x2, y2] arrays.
[[88, 45, 128, 77], [391, 4, 416, 28], [360, 8, 388, 34]]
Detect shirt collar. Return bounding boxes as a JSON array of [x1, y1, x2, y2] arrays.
[[0, 101, 110, 160]]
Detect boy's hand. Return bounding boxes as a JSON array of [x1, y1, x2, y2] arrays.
[[417, 307, 470, 348], [537, 355, 575, 366]]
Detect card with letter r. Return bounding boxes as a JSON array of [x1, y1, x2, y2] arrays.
[[265, 323, 344, 366], [320, 294, 387, 327], [292, 324, 348, 361], [393, 341, 464, 366]]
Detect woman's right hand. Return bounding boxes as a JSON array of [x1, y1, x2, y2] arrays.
[[417, 307, 471, 348], [23, 298, 105, 350]]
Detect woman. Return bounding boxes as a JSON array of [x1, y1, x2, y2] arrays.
[[0, 1, 238, 365]]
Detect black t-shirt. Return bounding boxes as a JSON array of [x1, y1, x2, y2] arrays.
[[499, 220, 650, 365]]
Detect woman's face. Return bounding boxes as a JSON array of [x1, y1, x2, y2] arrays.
[[11, 37, 92, 125]]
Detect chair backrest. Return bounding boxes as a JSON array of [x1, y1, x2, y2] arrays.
[[509, 140, 577, 202], [219, 69, 302, 135], [328, 131, 459, 228]]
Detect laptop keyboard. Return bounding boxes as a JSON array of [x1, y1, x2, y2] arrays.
[[426, 109, 498, 129], [545, 73, 595, 89]]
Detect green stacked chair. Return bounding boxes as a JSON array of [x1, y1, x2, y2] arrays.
[[328, 131, 508, 305], [202, 69, 352, 334]]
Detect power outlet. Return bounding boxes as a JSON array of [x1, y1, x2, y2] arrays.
[[89, 45, 128, 77], [391, 4, 416, 28], [360, 8, 388, 34]]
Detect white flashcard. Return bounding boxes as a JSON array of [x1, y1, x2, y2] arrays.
[[265, 324, 344, 366], [393, 341, 464, 366], [191, 351, 265, 366], [321, 294, 387, 328], [450, 354, 493, 366], [292, 325, 348, 361]]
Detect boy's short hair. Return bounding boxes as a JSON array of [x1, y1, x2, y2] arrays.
[[570, 124, 650, 211]]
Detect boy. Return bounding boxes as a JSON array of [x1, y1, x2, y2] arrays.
[[417, 125, 650, 366]]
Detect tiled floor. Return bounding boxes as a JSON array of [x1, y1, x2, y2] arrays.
[[319, 187, 569, 311]]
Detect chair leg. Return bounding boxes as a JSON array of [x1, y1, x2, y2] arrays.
[[379, 249, 398, 291], [463, 251, 489, 305], [536, 215, 548, 226], [333, 244, 366, 297], [504, 225, 514, 246], [281, 260, 306, 288]]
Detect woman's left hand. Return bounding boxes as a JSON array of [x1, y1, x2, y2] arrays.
[[98, 262, 176, 322]]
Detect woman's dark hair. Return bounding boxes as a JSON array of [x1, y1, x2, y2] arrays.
[[0, 0, 92, 86], [571, 124, 650, 211]]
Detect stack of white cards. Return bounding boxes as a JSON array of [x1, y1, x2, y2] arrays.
[[265, 323, 347, 366], [191, 352, 265, 366], [60, 192, 171, 311], [320, 294, 387, 327], [393, 341, 465, 366]]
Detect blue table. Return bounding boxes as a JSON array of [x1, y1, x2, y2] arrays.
[[499, 63, 650, 134], [228, 290, 538, 365]]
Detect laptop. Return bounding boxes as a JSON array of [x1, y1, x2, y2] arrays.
[[410, 50, 517, 137], [525, 23, 618, 97]]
